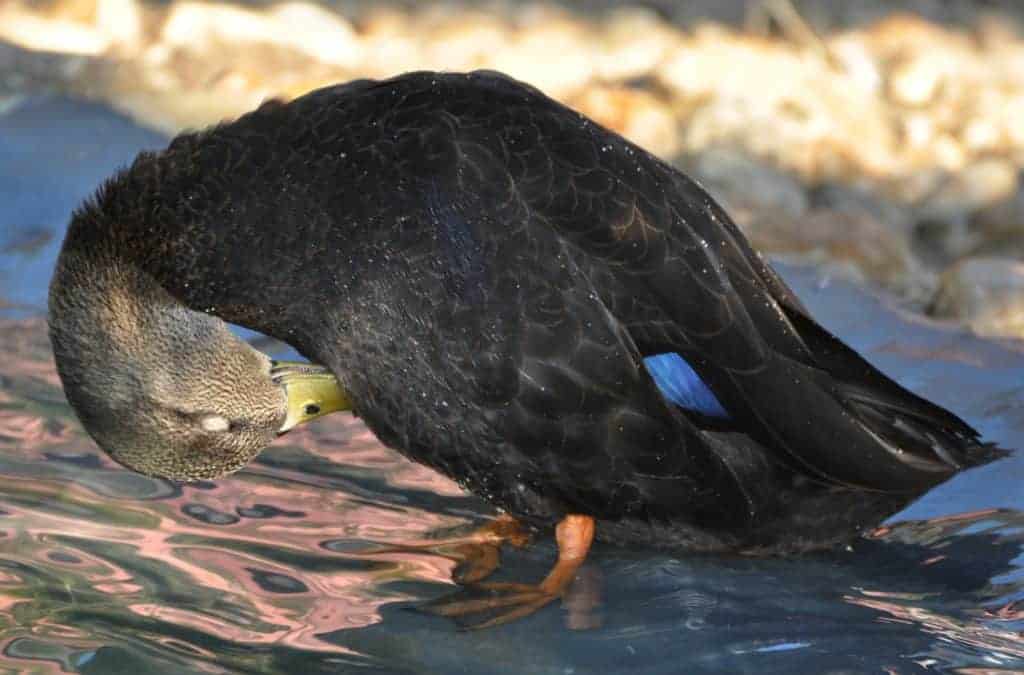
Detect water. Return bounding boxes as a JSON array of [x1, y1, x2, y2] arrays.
[[0, 95, 1021, 674]]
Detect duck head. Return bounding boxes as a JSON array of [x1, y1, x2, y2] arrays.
[[48, 246, 351, 481]]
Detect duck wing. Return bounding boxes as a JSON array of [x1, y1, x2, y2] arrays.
[[444, 72, 985, 493], [128, 70, 989, 496]]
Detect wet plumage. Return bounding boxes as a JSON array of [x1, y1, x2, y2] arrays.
[[50, 71, 1001, 555]]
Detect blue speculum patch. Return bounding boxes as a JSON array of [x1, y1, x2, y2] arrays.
[[643, 352, 730, 418]]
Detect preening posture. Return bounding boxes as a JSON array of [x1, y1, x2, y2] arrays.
[[49, 71, 1001, 627]]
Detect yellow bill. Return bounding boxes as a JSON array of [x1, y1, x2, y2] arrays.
[[270, 360, 352, 433]]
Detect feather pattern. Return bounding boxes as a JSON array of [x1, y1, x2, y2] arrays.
[[68, 70, 1004, 551]]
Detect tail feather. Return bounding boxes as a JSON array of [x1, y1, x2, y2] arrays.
[[782, 303, 1003, 485], [780, 305, 1003, 472], [840, 381, 1005, 472], [784, 308, 978, 436], [701, 302, 1003, 493]]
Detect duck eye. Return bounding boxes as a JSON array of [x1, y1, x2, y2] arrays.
[[304, 404, 321, 416], [198, 414, 231, 433]]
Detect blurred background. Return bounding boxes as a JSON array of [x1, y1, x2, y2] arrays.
[[1, 1, 1023, 673], [3, 0, 1024, 340]]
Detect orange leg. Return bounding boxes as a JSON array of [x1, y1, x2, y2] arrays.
[[355, 513, 531, 584], [422, 514, 596, 630], [444, 514, 532, 583]]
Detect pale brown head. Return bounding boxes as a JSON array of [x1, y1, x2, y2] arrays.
[[48, 248, 350, 481]]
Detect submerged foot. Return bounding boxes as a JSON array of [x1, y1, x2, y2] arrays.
[[422, 514, 596, 630], [353, 513, 531, 584]]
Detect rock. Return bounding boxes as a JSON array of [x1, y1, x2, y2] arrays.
[[970, 172, 1024, 231], [931, 134, 967, 172], [357, 8, 423, 78], [161, 1, 362, 68], [658, 25, 807, 108], [662, 23, 900, 182], [0, 40, 92, 95], [749, 207, 918, 290], [421, 10, 509, 73], [967, 173, 1024, 258], [961, 116, 1003, 155], [828, 34, 883, 95], [271, 3, 363, 68], [809, 182, 913, 234], [930, 257, 1024, 339], [2, 0, 1024, 304], [907, 162, 1016, 269], [901, 113, 936, 150], [95, 0, 142, 53], [594, 7, 679, 82], [684, 150, 923, 292], [104, 80, 270, 134], [1000, 94, 1024, 152], [974, 13, 1022, 51], [888, 52, 948, 106], [0, 6, 109, 55], [687, 147, 808, 221], [926, 159, 1018, 219], [911, 215, 975, 271], [570, 86, 680, 158], [860, 13, 972, 60], [491, 7, 593, 98]]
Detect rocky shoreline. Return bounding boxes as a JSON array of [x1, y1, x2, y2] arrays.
[[2, 0, 1023, 339]]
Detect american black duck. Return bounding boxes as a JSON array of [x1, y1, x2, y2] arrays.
[[49, 70, 1003, 627]]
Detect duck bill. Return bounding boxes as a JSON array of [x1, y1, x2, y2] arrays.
[[270, 360, 352, 433]]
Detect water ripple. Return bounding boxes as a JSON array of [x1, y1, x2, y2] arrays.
[[0, 296, 1022, 673]]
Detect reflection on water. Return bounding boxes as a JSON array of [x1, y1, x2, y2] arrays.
[[0, 318, 478, 673], [0, 95, 1022, 673], [1, 311, 1023, 673]]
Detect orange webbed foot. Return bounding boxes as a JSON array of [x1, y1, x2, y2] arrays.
[[422, 514, 595, 630], [352, 513, 531, 584]]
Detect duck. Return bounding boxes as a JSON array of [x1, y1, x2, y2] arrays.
[[48, 70, 1003, 628]]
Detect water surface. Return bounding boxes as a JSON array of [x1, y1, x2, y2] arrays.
[[0, 96, 1021, 674]]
